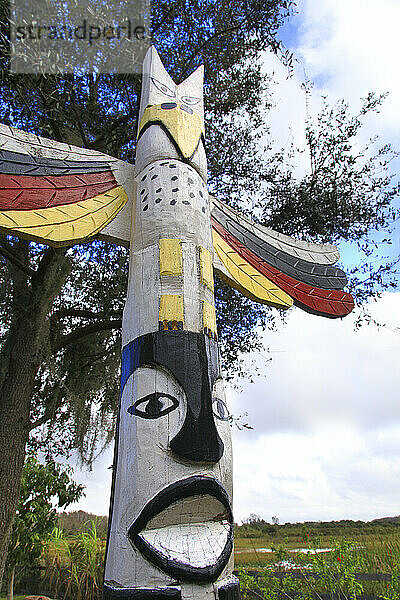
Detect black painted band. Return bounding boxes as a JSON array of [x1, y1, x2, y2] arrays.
[[0, 148, 113, 176], [120, 330, 224, 463], [218, 581, 240, 600], [103, 583, 181, 600], [137, 120, 204, 163]]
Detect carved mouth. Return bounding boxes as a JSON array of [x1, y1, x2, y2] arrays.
[[128, 476, 233, 583]]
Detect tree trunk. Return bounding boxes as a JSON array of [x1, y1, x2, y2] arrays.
[[0, 245, 72, 588], [0, 319, 41, 587], [7, 566, 15, 600]]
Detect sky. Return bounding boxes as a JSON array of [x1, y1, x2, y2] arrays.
[[68, 0, 400, 524]]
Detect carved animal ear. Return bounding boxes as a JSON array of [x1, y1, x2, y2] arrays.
[[139, 46, 177, 123], [142, 46, 176, 89], [178, 64, 204, 97]]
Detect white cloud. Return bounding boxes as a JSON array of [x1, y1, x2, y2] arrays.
[[229, 293, 400, 523], [296, 0, 400, 138], [66, 448, 113, 516], [261, 0, 400, 180]]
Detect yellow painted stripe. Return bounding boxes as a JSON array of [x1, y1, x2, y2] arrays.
[[159, 238, 183, 276], [203, 301, 217, 336], [159, 295, 184, 323], [199, 246, 214, 292], [0, 186, 128, 247], [138, 105, 203, 159], [212, 229, 293, 310]]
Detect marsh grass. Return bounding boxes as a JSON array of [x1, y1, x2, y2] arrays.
[[237, 534, 400, 600], [45, 522, 105, 600]]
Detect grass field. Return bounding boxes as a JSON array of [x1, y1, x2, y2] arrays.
[[234, 519, 400, 571], [234, 523, 400, 599]]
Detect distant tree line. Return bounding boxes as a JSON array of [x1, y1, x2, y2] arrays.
[[235, 515, 400, 539], [57, 510, 108, 538]]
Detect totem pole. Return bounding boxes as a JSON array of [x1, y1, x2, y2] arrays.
[[0, 47, 354, 600]]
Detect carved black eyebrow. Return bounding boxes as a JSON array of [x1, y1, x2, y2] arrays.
[[212, 397, 230, 421], [151, 77, 175, 98]]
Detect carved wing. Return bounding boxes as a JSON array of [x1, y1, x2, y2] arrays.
[[0, 124, 134, 246], [211, 197, 354, 318]]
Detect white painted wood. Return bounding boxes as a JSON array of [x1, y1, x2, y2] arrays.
[[104, 365, 233, 589], [0, 122, 118, 162], [138, 46, 178, 125], [98, 163, 136, 246], [105, 46, 235, 600], [97, 196, 132, 247], [140, 521, 230, 567], [122, 244, 160, 343], [132, 157, 212, 252]]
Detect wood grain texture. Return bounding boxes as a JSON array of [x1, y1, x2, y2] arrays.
[[0, 123, 120, 162], [203, 302, 217, 337], [138, 106, 203, 160], [0, 123, 135, 246], [212, 201, 347, 289], [199, 247, 214, 292], [0, 171, 117, 209], [0, 149, 112, 176], [159, 239, 183, 276], [159, 295, 184, 325]]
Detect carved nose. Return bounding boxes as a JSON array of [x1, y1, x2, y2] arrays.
[[170, 410, 224, 463]]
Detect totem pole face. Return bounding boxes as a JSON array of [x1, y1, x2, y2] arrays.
[[120, 332, 233, 584], [104, 47, 237, 600]]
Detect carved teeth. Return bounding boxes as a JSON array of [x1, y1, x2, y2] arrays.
[[140, 494, 230, 568], [140, 519, 231, 569], [144, 494, 229, 529]]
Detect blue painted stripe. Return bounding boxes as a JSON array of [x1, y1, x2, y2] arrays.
[[120, 338, 139, 396]]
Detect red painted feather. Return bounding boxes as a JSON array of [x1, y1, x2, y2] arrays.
[[0, 171, 117, 210]]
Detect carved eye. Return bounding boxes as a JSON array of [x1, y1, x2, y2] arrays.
[[128, 393, 179, 420], [212, 397, 230, 422], [180, 95, 200, 106], [151, 77, 175, 98]]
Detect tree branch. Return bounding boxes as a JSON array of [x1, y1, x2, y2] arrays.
[[51, 308, 123, 320], [179, 19, 247, 80], [29, 384, 63, 431], [52, 319, 122, 352], [70, 85, 89, 148], [0, 243, 35, 278], [29, 414, 50, 431], [89, 108, 138, 150]]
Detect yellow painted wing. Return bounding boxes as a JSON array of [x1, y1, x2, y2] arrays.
[[212, 229, 293, 310], [0, 187, 128, 246]]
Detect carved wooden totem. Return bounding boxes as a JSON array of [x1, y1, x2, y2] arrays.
[[0, 46, 354, 600]]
